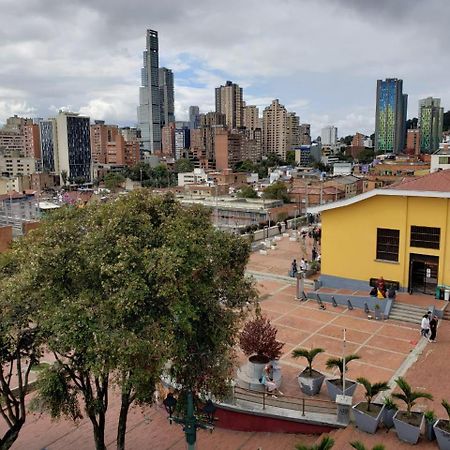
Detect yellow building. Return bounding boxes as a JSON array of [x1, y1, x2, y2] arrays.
[[308, 170, 450, 295]]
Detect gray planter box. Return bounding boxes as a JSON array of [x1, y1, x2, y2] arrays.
[[325, 379, 357, 402], [298, 369, 325, 396], [434, 420, 450, 450], [393, 410, 424, 445], [425, 420, 436, 441], [382, 407, 397, 429], [247, 358, 267, 381], [352, 402, 385, 434]]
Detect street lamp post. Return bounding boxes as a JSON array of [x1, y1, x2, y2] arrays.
[[164, 391, 217, 450]]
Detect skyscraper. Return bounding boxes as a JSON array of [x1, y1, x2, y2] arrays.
[[286, 112, 301, 150], [39, 119, 57, 172], [375, 78, 408, 154], [243, 105, 259, 130], [215, 81, 244, 129], [159, 67, 175, 127], [137, 29, 161, 153], [263, 99, 288, 160], [321, 126, 338, 146], [419, 97, 443, 153], [189, 106, 200, 129]]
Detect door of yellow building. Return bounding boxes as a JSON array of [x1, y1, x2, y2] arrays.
[[408, 254, 439, 295]]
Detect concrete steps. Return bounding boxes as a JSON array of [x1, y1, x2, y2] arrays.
[[442, 306, 450, 321], [389, 302, 427, 325]]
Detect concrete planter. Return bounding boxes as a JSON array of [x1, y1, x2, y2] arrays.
[[247, 355, 269, 381], [434, 420, 450, 450], [325, 379, 357, 402], [352, 402, 385, 434], [382, 407, 397, 429], [297, 369, 325, 396], [425, 419, 436, 441], [393, 410, 424, 445]]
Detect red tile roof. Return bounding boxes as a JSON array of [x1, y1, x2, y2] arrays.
[[387, 169, 450, 192]]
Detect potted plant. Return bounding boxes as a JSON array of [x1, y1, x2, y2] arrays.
[[296, 435, 334, 450], [325, 354, 360, 401], [434, 399, 450, 450], [350, 442, 385, 450], [292, 347, 325, 396], [392, 376, 433, 444], [382, 396, 398, 429], [424, 410, 437, 441], [352, 377, 389, 434], [239, 314, 284, 381]]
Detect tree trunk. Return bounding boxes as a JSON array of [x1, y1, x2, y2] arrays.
[[117, 390, 132, 450], [0, 420, 24, 450], [92, 417, 107, 450]]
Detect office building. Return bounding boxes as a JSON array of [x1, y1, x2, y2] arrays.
[[161, 123, 176, 156], [39, 119, 57, 172], [406, 129, 420, 155], [23, 124, 41, 158], [90, 121, 119, 164], [175, 126, 190, 160], [375, 78, 408, 154], [321, 126, 338, 146], [263, 99, 288, 160], [244, 105, 259, 130], [189, 106, 200, 129], [299, 124, 311, 145], [137, 29, 161, 153], [55, 111, 91, 182], [215, 81, 244, 129], [159, 67, 175, 127], [286, 112, 301, 151], [419, 97, 443, 154]]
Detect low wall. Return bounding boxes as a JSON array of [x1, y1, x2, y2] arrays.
[[320, 274, 407, 292]]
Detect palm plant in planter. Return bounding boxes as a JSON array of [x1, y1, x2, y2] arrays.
[[424, 410, 437, 441], [392, 376, 433, 444], [350, 442, 385, 450], [325, 354, 360, 401], [352, 377, 389, 434], [434, 399, 450, 450], [382, 396, 397, 429], [239, 314, 284, 383], [296, 435, 334, 450], [292, 347, 325, 396]]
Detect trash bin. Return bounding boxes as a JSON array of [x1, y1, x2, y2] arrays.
[[436, 286, 441, 299], [445, 289, 450, 301]]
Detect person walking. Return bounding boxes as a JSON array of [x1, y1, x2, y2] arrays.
[[290, 259, 298, 277], [277, 222, 282, 234], [299, 257, 306, 272], [420, 313, 431, 340], [312, 247, 317, 261], [429, 315, 438, 342]]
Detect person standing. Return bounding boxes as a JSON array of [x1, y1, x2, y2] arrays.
[[290, 259, 298, 277], [312, 247, 317, 261], [420, 313, 430, 340], [277, 222, 282, 234], [429, 315, 438, 342], [299, 257, 306, 272]]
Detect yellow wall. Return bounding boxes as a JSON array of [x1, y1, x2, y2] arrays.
[[321, 195, 450, 287]]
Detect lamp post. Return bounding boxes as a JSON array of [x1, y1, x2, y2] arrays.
[[163, 391, 217, 450]]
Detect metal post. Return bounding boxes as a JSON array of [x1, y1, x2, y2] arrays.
[[185, 391, 196, 450], [302, 398, 305, 416], [342, 328, 346, 394]]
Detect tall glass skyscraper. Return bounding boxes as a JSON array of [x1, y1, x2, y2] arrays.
[[137, 29, 161, 153], [419, 97, 443, 154], [375, 78, 408, 154], [159, 67, 175, 127]]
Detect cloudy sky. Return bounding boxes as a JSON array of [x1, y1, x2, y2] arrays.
[[1, 0, 449, 137]]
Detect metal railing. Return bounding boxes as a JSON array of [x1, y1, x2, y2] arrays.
[[232, 386, 337, 416]]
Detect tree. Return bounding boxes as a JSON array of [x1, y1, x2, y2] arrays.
[[350, 442, 385, 450], [237, 185, 258, 199], [263, 181, 290, 203], [326, 354, 360, 383], [61, 170, 68, 187], [286, 150, 296, 166], [174, 158, 194, 173], [357, 149, 375, 164], [103, 172, 125, 192], [234, 159, 256, 173], [356, 377, 389, 412], [0, 252, 44, 449], [10, 191, 255, 450], [239, 315, 284, 363], [392, 377, 433, 417], [291, 348, 324, 376], [296, 435, 334, 450]]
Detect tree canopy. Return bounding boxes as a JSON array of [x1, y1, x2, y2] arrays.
[[174, 158, 194, 173], [237, 185, 258, 199], [263, 181, 290, 203]]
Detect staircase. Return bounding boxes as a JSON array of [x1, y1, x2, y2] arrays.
[[443, 305, 450, 321], [388, 301, 428, 325]]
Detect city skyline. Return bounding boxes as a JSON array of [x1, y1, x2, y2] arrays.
[[1, 0, 450, 137]]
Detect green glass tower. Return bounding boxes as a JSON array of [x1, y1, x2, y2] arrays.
[[419, 97, 443, 154], [375, 78, 408, 154]]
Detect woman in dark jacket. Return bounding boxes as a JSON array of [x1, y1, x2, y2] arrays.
[[429, 315, 438, 342]]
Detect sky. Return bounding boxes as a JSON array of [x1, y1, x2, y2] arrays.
[[1, 0, 449, 137]]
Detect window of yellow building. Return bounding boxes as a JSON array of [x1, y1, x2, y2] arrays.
[[376, 228, 400, 262]]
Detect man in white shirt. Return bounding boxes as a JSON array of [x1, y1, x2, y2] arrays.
[[420, 313, 430, 340]]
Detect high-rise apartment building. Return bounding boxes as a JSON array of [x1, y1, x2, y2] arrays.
[[175, 126, 190, 160], [299, 124, 311, 145], [159, 67, 175, 127], [375, 78, 408, 154], [419, 97, 443, 153], [189, 106, 200, 129], [321, 126, 338, 146], [406, 129, 420, 155], [161, 123, 176, 156], [39, 119, 57, 172], [137, 29, 161, 153], [55, 111, 91, 182], [263, 99, 288, 160], [90, 121, 119, 164], [286, 112, 301, 151], [215, 81, 244, 129], [23, 124, 41, 158], [244, 105, 259, 130]]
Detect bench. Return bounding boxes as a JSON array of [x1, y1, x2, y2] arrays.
[[369, 278, 400, 290]]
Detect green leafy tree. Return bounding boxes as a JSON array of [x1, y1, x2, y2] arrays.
[[286, 150, 296, 166], [296, 435, 334, 450], [263, 181, 290, 203], [0, 252, 44, 449], [326, 354, 360, 383], [392, 376, 433, 417], [291, 348, 324, 376], [237, 185, 258, 199], [234, 159, 256, 173], [357, 149, 375, 164], [103, 172, 125, 192], [174, 158, 194, 173], [350, 441, 385, 450], [356, 377, 389, 412]]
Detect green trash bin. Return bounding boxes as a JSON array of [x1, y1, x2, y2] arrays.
[[436, 286, 442, 299]]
